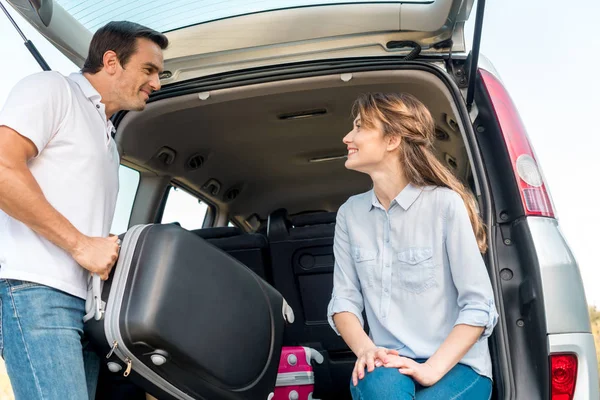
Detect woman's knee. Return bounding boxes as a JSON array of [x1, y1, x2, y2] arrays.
[[416, 364, 492, 400], [351, 366, 415, 400]]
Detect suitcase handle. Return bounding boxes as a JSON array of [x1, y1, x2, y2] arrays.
[[83, 235, 123, 323], [92, 273, 104, 320], [282, 299, 295, 323], [303, 347, 324, 365], [83, 274, 104, 323]]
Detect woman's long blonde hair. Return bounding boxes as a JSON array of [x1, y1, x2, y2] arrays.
[[353, 93, 487, 253]]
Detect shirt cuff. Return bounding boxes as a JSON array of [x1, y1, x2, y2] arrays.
[[327, 295, 364, 336], [454, 299, 499, 341]]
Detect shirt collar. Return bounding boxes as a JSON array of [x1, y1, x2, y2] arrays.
[[369, 183, 423, 211], [69, 72, 101, 102], [69, 72, 115, 144]]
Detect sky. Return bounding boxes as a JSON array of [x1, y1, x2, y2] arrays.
[[0, 0, 599, 306]]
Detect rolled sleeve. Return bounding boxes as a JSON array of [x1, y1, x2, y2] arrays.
[[327, 203, 365, 336], [327, 295, 365, 336], [0, 71, 71, 156], [454, 299, 499, 341], [445, 192, 499, 340]]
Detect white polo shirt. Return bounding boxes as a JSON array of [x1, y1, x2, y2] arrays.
[[0, 71, 120, 300]]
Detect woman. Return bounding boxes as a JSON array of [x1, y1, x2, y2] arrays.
[[327, 93, 499, 399]]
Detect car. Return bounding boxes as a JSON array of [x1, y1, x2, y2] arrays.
[[5, 0, 599, 399]]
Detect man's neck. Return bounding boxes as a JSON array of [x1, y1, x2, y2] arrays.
[[82, 72, 117, 120]]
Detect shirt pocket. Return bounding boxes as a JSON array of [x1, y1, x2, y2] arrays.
[[352, 247, 377, 288], [394, 247, 436, 294]]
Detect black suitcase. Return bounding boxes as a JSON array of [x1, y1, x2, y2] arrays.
[[83, 224, 295, 400]]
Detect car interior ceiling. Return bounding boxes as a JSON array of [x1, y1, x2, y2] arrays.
[[116, 69, 473, 230], [111, 68, 501, 399]]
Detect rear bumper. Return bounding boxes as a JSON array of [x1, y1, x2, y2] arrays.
[[526, 217, 591, 334], [526, 217, 599, 398], [549, 333, 599, 399]]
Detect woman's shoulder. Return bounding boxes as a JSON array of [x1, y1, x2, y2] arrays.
[[420, 186, 463, 209], [338, 190, 373, 215]]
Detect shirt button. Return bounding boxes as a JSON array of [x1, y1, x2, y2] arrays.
[[384, 288, 388, 293], [96, 105, 100, 109]]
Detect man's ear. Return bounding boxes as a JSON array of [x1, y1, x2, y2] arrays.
[[386, 134, 401, 152], [102, 50, 119, 75]]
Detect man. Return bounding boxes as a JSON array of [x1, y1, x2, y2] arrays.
[[0, 21, 168, 399]]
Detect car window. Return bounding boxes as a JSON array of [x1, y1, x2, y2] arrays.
[[161, 186, 209, 230], [110, 165, 140, 235], [55, 0, 393, 33]]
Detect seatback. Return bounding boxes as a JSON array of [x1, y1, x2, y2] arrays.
[[268, 209, 354, 397], [192, 227, 272, 283]]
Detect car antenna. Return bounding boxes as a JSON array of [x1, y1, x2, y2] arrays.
[[0, 1, 51, 71]]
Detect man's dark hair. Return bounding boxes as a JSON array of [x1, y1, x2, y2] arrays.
[[82, 21, 168, 74]]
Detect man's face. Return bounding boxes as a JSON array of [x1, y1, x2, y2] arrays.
[[114, 38, 164, 111]]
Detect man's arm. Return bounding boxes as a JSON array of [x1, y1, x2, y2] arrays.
[[0, 126, 118, 279]]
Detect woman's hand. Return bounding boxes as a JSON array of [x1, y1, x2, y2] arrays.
[[383, 356, 443, 387], [352, 346, 399, 386]]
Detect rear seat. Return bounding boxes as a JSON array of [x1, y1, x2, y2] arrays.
[[191, 227, 272, 283], [268, 209, 355, 398]]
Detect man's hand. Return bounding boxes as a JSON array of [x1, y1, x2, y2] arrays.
[[383, 355, 443, 387], [352, 346, 400, 386], [71, 235, 120, 280]]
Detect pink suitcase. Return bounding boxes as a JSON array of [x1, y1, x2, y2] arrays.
[[270, 346, 324, 400]]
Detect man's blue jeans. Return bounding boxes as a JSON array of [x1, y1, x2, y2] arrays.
[[0, 279, 100, 399], [350, 361, 492, 400]]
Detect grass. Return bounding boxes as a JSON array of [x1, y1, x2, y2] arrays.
[[590, 305, 600, 380]]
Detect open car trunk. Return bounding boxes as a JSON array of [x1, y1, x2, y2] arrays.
[[6, 0, 474, 80], [3, 0, 586, 398], [113, 62, 511, 399]]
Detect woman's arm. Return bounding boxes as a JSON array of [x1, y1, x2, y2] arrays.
[[382, 325, 483, 386], [443, 192, 498, 344], [426, 324, 484, 376], [327, 205, 399, 386], [327, 204, 366, 336], [334, 311, 399, 386], [333, 312, 376, 357]]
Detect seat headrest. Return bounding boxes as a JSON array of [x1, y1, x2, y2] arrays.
[[191, 226, 242, 239], [291, 212, 337, 227], [267, 208, 292, 241]]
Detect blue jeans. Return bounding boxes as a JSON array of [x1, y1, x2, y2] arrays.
[[350, 361, 492, 400], [0, 279, 100, 399]]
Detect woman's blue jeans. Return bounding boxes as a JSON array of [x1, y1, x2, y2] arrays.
[[350, 361, 492, 400]]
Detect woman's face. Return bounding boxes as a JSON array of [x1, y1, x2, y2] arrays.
[[343, 114, 396, 174]]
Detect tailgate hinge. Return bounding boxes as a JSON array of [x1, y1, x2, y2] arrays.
[[465, 0, 487, 110], [0, 1, 51, 71]]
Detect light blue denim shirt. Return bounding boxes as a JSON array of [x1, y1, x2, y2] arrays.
[[327, 184, 499, 379]]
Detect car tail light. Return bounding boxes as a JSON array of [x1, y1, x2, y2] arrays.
[[479, 69, 555, 217], [550, 354, 578, 400]]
